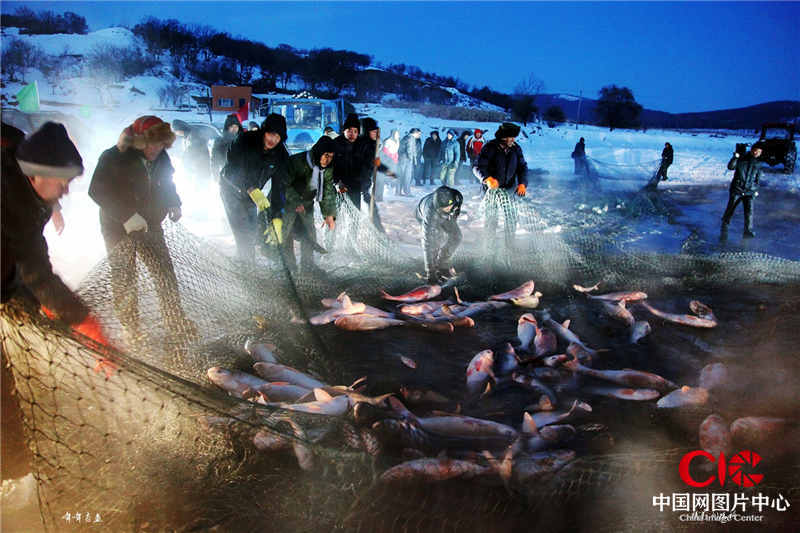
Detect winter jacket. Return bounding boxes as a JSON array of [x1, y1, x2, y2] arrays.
[[399, 134, 419, 164], [332, 135, 363, 189], [355, 135, 391, 186], [415, 186, 463, 278], [572, 140, 586, 158], [727, 152, 760, 196], [423, 135, 442, 162], [1, 153, 89, 323], [89, 143, 182, 247], [221, 129, 288, 218], [458, 134, 468, 163], [441, 136, 460, 168], [662, 144, 673, 166], [473, 139, 529, 189], [212, 128, 239, 178], [283, 149, 337, 239], [467, 132, 486, 161]]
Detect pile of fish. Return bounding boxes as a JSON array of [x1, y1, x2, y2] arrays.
[[201, 279, 739, 489], [306, 279, 543, 334]]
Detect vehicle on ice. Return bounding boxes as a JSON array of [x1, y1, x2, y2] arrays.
[[261, 95, 352, 154], [755, 122, 796, 174]]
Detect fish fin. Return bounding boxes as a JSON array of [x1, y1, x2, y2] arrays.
[[314, 388, 333, 402], [379, 289, 394, 300], [296, 390, 316, 403], [619, 300, 627, 309], [453, 287, 463, 305], [349, 376, 368, 390], [340, 293, 353, 309], [481, 381, 493, 398], [522, 412, 540, 437], [562, 319, 571, 329]]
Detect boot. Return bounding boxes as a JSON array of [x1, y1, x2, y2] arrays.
[[719, 223, 729, 243], [743, 230, 756, 239]]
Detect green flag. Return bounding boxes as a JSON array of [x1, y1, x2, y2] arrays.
[[16, 81, 40, 112]]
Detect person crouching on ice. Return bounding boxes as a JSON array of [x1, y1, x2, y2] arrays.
[[415, 185, 463, 284], [281, 136, 337, 275]]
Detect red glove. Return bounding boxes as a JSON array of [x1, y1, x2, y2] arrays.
[[484, 177, 499, 189], [42, 307, 117, 377], [516, 184, 527, 196]]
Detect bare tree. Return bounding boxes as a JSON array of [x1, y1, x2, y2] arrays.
[[512, 73, 545, 126]]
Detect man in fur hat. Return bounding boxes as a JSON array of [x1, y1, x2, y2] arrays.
[[473, 122, 529, 258], [281, 136, 337, 273], [220, 113, 289, 262], [89, 115, 195, 342]]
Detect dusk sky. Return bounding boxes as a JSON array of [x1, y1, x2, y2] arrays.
[[3, 1, 799, 113]]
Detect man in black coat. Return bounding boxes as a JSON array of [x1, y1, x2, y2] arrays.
[[656, 142, 673, 181], [422, 131, 442, 185], [90, 116, 195, 341], [220, 113, 288, 262], [415, 186, 463, 283], [354, 117, 396, 232], [172, 119, 211, 182], [721, 143, 762, 239], [332, 113, 364, 204], [211, 114, 241, 181], [572, 137, 589, 176], [473, 122, 528, 256]]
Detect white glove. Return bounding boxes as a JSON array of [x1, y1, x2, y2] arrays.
[[168, 206, 182, 222], [123, 213, 148, 234]]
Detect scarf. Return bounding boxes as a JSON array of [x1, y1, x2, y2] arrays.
[[307, 151, 324, 203]]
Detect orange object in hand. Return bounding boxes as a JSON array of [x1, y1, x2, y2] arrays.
[[484, 177, 499, 189], [374, 157, 381, 168], [516, 184, 527, 196]]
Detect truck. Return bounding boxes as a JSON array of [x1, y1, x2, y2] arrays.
[[261, 95, 352, 154], [755, 122, 796, 174]]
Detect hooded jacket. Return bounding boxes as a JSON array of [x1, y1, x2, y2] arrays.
[[332, 134, 363, 189], [283, 137, 337, 238], [212, 115, 242, 176], [441, 132, 460, 168], [423, 133, 442, 162]]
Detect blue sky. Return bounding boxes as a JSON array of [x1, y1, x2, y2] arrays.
[[3, 1, 799, 113]]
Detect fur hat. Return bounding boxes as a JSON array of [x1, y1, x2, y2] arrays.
[[311, 135, 336, 166], [361, 117, 378, 133], [16, 122, 83, 179], [118, 116, 175, 152], [342, 113, 361, 132], [495, 122, 521, 139], [261, 113, 287, 142]]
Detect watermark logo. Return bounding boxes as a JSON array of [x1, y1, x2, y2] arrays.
[[678, 449, 763, 488]]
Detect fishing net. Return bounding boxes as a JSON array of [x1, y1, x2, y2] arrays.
[[3, 183, 800, 532]]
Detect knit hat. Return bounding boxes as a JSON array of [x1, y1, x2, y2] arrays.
[[495, 122, 521, 139], [361, 117, 378, 133], [410, 128, 421, 134], [16, 122, 83, 179], [342, 113, 361, 132], [224, 114, 242, 131], [118, 116, 175, 152], [474, 129, 482, 136], [261, 113, 287, 142], [248, 121, 259, 131], [172, 119, 190, 135], [446, 129, 456, 138], [311, 135, 336, 166]]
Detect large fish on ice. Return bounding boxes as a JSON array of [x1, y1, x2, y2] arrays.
[[252, 362, 327, 389], [489, 280, 536, 301], [380, 284, 442, 303], [639, 301, 718, 328], [562, 359, 676, 392]]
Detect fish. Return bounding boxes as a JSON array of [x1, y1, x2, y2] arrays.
[[730, 417, 792, 449], [523, 395, 555, 413], [309, 302, 367, 325], [573, 282, 601, 294], [450, 316, 475, 328], [252, 362, 327, 390], [361, 428, 382, 456], [539, 425, 576, 444], [379, 457, 491, 484], [562, 359, 677, 392], [656, 386, 709, 409], [266, 393, 350, 416], [512, 449, 576, 483], [380, 284, 442, 303], [253, 428, 291, 452], [566, 342, 595, 364], [257, 382, 312, 403], [517, 313, 538, 351], [543, 354, 570, 368], [465, 350, 495, 397], [639, 301, 718, 328], [489, 280, 536, 301], [698, 363, 729, 392], [630, 321, 652, 343], [333, 315, 407, 331], [545, 318, 599, 356], [451, 300, 510, 318], [582, 385, 661, 401], [597, 300, 635, 328], [399, 355, 417, 369], [511, 371, 558, 406], [527, 400, 591, 427], [587, 291, 648, 303], [511, 292, 543, 308], [494, 343, 520, 376], [286, 419, 314, 471], [399, 300, 453, 316], [206, 367, 271, 399], [534, 328, 557, 357], [531, 367, 563, 382], [244, 340, 278, 363], [414, 414, 518, 441], [399, 387, 459, 412], [699, 414, 732, 460]]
